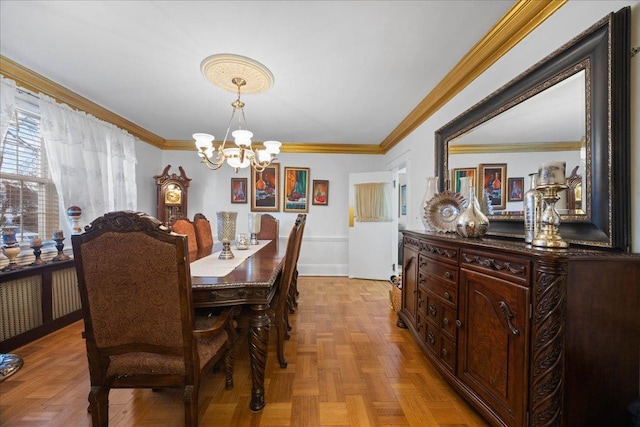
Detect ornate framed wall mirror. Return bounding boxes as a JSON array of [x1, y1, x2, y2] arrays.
[[435, 7, 630, 250]]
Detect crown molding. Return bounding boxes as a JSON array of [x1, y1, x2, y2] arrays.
[[1, 0, 566, 156], [164, 140, 383, 155], [449, 140, 583, 155], [379, 0, 568, 153], [0, 55, 166, 149]]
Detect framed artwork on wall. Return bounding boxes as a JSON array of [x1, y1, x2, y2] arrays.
[[479, 163, 507, 210], [507, 177, 525, 202], [312, 180, 329, 206], [251, 163, 280, 212], [451, 167, 477, 193], [284, 167, 310, 213], [231, 177, 247, 203]]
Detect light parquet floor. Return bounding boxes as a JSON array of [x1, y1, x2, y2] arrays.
[[0, 276, 489, 427]]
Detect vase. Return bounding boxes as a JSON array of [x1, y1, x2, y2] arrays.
[[480, 188, 493, 215], [216, 211, 238, 259], [248, 213, 262, 245], [524, 173, 543, 244], [67, 206, 83, 234], [458, 176, 473, 203], [421, 176, 439, 231], [236, 233, 249, 250], [455, 186, 489, 238]]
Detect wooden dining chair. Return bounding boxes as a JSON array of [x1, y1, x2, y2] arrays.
[[256, 214, 279, 241], [287, 213, 306, 314], [268, 216, 304, 368], [72, 211, 236, 427], [193, 213, 214, 259], [169, 214, 198, 262]]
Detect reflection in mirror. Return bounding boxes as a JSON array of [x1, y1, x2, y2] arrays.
[[435, 8, 631, 249], [448, 69, 587, 217]]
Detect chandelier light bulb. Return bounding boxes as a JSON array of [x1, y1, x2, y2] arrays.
[[193, 133, 215, 151], [232, 129, 253, 148], [257, 150, 271, 162], [263, 140, 282, 154]]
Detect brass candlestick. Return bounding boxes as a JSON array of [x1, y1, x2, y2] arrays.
[[52, 231, 70, 261], [30, 239, 45, 266], [531, 184, 569, 248]]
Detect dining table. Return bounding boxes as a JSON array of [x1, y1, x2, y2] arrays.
[[189, 239, 285, 412]]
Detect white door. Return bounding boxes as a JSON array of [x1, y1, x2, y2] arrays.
[[348, 171, 396, 280]]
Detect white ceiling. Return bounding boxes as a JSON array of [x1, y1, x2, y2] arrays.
[[0, 1, 514, 147]]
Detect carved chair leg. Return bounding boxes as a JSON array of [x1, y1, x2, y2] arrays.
[[284, 309, 292, 339], [276, 319, 288, 369], [88, 386, 109, 426], [183, 384, 198, 427], [224, 347, 234, 390]]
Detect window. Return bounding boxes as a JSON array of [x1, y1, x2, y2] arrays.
[[0, 96, 59, 244]]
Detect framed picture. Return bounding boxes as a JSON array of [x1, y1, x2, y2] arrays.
[[400, 184, 407, 216], [230, 177, 248, 203], [251, 163, 280, 212], [312, 179, 329, 206], [283, 167, 310, 213], [451, 168, 477, 193], [507, 177, 525, 202], [479, 163, 507, 210]]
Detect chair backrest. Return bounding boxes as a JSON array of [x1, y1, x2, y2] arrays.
[[257, 214, 279, 241], [273, 216, 304, 314], [71, 211, 197, 385], [293, 214, 306, 265], [169, 215, 198, 262], [193, 213, 214, 259]]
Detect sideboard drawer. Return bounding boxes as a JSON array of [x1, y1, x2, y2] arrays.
[[440, 304, 457, 340], [420, 257, 457, 285], [421, 272, 457, 306], [439, 336, 456, 373], [460, 249, 530, 285]]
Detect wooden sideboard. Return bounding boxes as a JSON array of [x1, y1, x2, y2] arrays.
[[399, 230, 640, 427]]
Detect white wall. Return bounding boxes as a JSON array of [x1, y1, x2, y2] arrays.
[[386, 1, 640, 252], [130, 1, 639, 279], [133, 149, 384, 276]]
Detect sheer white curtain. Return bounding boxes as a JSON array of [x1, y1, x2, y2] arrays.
[[39, 93, 137, 235], [354, 182, 392, 222], [0, 77, 18, 140]]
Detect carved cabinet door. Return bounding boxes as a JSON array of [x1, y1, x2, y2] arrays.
[[401, 244, 419, 327], [457, 268, 529, 427]]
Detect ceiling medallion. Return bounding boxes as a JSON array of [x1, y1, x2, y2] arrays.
[[200, 53, 274, 94]]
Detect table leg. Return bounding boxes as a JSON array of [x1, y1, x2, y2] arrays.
[[248, 303, 271, 411]]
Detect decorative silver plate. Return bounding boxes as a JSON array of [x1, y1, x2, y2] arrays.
[[424, 191, 467, 233]]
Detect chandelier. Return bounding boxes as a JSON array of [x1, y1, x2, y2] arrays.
[[193, 54, 281, 172]]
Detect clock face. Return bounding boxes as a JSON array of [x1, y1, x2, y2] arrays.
[[164, 184, 182, 205]]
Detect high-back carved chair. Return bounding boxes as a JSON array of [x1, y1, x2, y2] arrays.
[[72, 211, 235, 427], [287, 214, 306, 314], [169, 215, 198, 262], [268, 216, 304, 368], [257, 214, 279, 241], [193, 213, 214, 259]]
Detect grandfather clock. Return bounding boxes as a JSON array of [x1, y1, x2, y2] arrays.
[[154, 165, 191, 224]]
